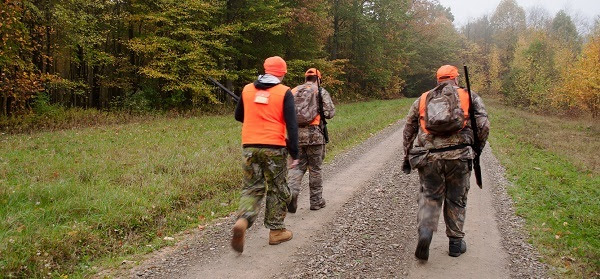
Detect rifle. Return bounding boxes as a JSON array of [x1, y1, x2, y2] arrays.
[[463, 65, 483, 189], [316, 76, 330, 143], [208, 76, 240, 102]]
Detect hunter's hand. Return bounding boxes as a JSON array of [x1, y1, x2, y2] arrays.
[[289, 159, 299, 169], [402, 159, 411, 174]]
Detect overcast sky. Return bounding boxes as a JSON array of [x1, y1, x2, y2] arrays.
[[438, 0, 600, 27]]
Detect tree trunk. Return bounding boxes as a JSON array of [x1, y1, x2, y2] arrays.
[[1, 78, 7, 117], [128, 21, 139, 96], [330, 0, 339, 60], [2, 93, 7, 117], [45, 24, 51, 74], [1, 67, 6, 117], [91, 66, 101, 108]]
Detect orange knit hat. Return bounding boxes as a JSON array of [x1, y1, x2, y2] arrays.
[[436, 65, 459, 81], [304, 68, 322, 79], [263, 56, 287, 76]]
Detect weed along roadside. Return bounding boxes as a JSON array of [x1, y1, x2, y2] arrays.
[[487, 99, 600, 278], [0, 99, 413, 278]]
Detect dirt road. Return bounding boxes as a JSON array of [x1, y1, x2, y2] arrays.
[[128, 121, 547, 278]]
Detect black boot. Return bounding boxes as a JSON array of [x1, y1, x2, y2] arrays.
[[287, 193, 298, 213], [448, 237, 467, 257], [310, 199, 326, 210], [415, 228, 433, 261]]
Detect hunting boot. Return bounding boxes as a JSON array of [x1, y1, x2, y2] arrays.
[[269, 229, 293, 245], [231, 218, 248, 253], [310, 199, 326, 210], [415, 228, 433, 261], [448, 237, 467, 257], [287, 193, 298, 213]]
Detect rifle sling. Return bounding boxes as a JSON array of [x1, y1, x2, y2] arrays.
[[316, 85, 329, 143]]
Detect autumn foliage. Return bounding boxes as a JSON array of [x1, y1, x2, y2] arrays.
[[0, 0, 465, 120], [1, 0, 597, 120], [462, 0, 599, 118], [0, 0, 44, 116], [559, 34, 600, 117]]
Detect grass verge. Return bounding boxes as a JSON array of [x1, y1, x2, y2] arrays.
[[0, 98, 413, 278], [0, 103, 236, 135], [487, 98, 599, 278]]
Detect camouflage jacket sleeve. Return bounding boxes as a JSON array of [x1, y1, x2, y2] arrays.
[[471, 92, 490, 151], [320, 88, 335, 119], [402, 98, 421, 158]]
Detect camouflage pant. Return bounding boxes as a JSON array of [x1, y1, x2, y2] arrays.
[[287, 144, 325, 206], [237, 147, 291, 230], [417, 159, 471, 238]]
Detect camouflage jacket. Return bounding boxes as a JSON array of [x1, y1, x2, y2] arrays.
[[293, 81, 335, 146], [402, 86, 490, 163]]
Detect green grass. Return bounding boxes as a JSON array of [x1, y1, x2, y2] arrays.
[[0, 98, 413, 278], [326, 99, 413, 160], [487, 99, 600, 278]]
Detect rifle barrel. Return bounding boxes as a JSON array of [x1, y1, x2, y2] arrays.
[[208, 77, 240, 102], [463, 65, 483, 189]]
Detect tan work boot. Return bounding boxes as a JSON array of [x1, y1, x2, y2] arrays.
[[268, 229, 293, 245], [231, 218, 248, 253]]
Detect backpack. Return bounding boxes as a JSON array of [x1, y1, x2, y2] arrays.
[[419, 82, 469, 136], [293, 83, 319, 126]]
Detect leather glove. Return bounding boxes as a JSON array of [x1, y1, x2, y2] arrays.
[[402, 158, 411, 174]]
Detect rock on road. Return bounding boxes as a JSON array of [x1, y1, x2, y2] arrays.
[[128, 121, 547, 279]]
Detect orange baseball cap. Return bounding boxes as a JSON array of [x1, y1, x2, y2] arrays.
[[304, 68, 322, 79], [436, 65, 459, 81], [264, 56, 287, 76]]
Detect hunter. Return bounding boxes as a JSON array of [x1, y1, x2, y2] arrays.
[[231, 56, 299, 253], [402, 65, 490, 261], [287, 68, 335, 212]]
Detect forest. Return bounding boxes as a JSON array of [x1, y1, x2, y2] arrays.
[[1, 0, 599, 121]]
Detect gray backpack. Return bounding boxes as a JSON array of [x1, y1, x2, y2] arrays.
[[422, 82, 467, 135], [293, 83, 319, 126]]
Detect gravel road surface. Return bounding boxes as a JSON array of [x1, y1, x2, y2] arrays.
[[125, 121, 548, 279]]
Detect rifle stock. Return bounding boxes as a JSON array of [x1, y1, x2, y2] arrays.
[[463, 65, 483, 189]]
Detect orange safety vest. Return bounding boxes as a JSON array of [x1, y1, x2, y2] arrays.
[[241, 83, 290, 146], [310, 114, 321, 126], [418, 88, 470, 134]]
